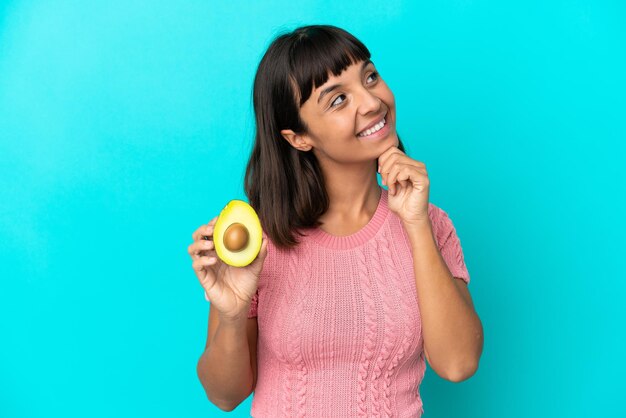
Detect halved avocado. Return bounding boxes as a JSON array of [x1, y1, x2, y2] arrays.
[[213, 199, 263, 267]]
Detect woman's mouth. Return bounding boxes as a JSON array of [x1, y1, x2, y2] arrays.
[[357, 115, 391, 140]]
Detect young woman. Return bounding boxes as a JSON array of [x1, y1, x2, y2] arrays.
[[190, 24, 483, 417]]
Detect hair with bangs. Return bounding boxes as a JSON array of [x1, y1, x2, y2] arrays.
[[244, 24, 406, 250]]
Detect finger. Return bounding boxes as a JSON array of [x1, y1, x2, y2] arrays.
[[399, 179, 411, 193], [388, 162, 426, 188], [248, 237, 268, 267], [203, 217, 219, 239], [194, 223, 216, 242], [189, 238, 210, 256], [380, 153, 425, 178], [390, 166, 422, 195], [378, 150, 403, 176], [191, 239, 216, 258], [400, 166, 426, 184], [380, 152, 409, 181], [192, 255, 219, 272], [377, 145, 403, 168], [192, 216, 219, 241], [196, 247, 218, 261], [398, 168, 429, 192], [386, 163, 410, 195], [192, 256, 222, 297], [188, 240, 217, 260], [377, 150, 401, 176]]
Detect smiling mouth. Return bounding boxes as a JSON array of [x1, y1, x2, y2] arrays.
[[357, 115, 387, 137]]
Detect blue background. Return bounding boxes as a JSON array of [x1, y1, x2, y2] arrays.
[[1, 1, 625, 417]]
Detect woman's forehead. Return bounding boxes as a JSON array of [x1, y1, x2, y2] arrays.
[[313, 59, 374, 94]]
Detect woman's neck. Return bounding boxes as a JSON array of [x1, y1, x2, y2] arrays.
[[317, 163, 382, 236]]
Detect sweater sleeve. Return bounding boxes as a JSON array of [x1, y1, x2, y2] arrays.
[[431, 206, 471, 284], [248, 290, 259, 318]]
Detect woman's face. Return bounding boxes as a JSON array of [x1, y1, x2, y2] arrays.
[[281, 59, 398, 164]]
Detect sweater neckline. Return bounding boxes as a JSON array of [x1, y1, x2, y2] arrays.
[[304, 188, 389, 250]]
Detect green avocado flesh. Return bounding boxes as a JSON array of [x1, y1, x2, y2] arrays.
[[213, 199, 263, 267]]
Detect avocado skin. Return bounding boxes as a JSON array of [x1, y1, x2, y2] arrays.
[[213, 200, 263, 267]]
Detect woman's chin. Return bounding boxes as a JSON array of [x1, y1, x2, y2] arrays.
[[386, 131, 399, 148]]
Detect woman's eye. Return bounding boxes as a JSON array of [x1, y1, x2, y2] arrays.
[[367, 71, 379, 84], [331, 94, 346, 107], [329, 72, 379, 108]]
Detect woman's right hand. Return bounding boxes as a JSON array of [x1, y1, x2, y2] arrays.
[[188, 216, 268, 321]]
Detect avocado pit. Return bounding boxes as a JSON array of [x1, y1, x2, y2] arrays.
[[223, 222, 249, 252]]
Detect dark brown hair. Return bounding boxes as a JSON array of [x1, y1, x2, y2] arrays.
[[244, 24, 406, 250]]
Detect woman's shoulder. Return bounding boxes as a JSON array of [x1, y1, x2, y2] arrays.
[[427, 202, 462, 247], [259, 229, 310, 262], [427, 202, 447, 222]]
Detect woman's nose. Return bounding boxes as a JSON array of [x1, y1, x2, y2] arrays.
[[357, 88, 382, 115]]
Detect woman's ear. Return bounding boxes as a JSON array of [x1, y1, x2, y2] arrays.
[[280, 129, 312, 151]]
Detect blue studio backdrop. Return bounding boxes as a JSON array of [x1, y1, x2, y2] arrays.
[[1, 1, 625, 417]]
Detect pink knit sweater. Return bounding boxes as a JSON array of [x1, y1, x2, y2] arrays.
[[205, 188, 471, 417]]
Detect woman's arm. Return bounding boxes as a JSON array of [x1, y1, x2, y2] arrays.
[[196, 304, 257, 411], [404, 220, 484, 382]]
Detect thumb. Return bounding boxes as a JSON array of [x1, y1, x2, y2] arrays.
[[246, 236, 268, 274], [257, 236, 268, 260], [253, 235, 271, 266], [248, 235, 267, 272]]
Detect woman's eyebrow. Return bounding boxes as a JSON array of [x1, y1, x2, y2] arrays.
[[317, 59, 374, 104]]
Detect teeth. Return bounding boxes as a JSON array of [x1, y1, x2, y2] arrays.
[[358, 117, 386, 137]]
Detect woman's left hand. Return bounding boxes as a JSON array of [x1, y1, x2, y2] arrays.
[[378, 146, 430, 227]]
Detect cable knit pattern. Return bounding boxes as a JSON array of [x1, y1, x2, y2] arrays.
[[203, 189, 471, 417], [356, 244, 377, 417], [294, 244, 312, 417], [371, 236, 399, 417], [379, 226, 416, 417], [282, 247, 299, 417], [388, 225, 425, 415], [284, 240, 312, 417]]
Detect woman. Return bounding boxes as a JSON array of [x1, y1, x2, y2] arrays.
[[190, 24, 483, 417]]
